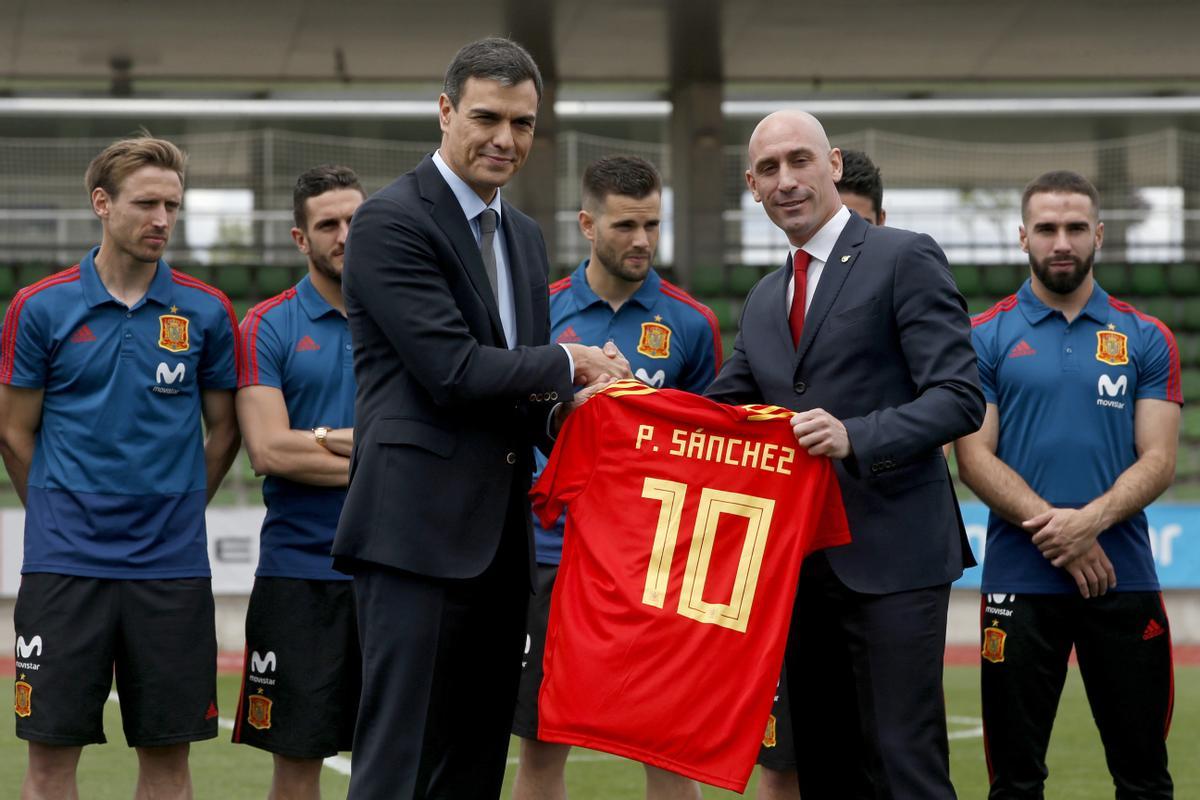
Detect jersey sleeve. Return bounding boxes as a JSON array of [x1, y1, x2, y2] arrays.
[[1134, 319, 1183, 405], [804, 460, 852, 555], [530, 398, 601, 530], [677, 311, 723, 394], [970, 324, 999, 405], [239, 306, 286, 390], [198, 295, 240, 390], [0, 296, 50, 388]]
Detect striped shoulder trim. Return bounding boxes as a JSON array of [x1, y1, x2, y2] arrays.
[[599, 378, 657, 398], [740, 403, 794, 422], [971, 294, 1018, 328], [239, 288, 297, 386], [659, 279, 724, 375], [1108, 296, 1183, 403], [171, 269, 243, 385], [1, 265, 81, 384], [549, 276, 572, 296]]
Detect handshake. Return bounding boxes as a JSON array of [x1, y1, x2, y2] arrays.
[[563, 341, 632, 389]]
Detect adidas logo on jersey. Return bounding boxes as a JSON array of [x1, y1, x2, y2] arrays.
[[295, 336, 321, 352], [556, 326, 582, 344], [69, 325, 97, 343], [1008, 340, 1036, 358], [1142, 619, 1166, 641]]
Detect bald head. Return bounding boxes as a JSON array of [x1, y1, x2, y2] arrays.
[[745, 110, 843, 247]]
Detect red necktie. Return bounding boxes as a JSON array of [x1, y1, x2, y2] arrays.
[[789, 250, 812, 347]]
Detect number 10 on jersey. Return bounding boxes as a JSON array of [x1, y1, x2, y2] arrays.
[[640, 477, 776, 633]]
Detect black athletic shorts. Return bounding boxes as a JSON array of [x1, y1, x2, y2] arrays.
[[756, 665, 795, 770], [13, 573, 219, 747], [512, 563, 557, 739], [231, 577, 360, 759]]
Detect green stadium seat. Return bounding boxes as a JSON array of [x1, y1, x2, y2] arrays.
[[1130, 264, 1168, 295], [1181, 369, 1200, 400], [254, 266, 295, 298], [549, 265, 572, 283], [1166, 263, 1200, 295], [701, 297, 740, 332], [982, 264, 1022, 296], [1176, 446, 1200, 481], [1137, 298, 1179, 329], [951, 264, 981, 296], [688, 264, 725, 295], [728, 265, 764, 295], [965, 296, 999, 317], [720, 332, 736, 361], [1182, 299, 1200, 332], [0, 267, 15, 297], [1178, 334, 1200, 368], [216, 265, 252, 299], [1182, 407, 1200, 441], [1094, 263, 1130, 295]]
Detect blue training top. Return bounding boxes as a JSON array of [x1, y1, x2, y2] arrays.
[[533, 260, 722, 565], [240, 275, 355, 581], [970, 279, 1183, 594], [0, 248, 239, 579]]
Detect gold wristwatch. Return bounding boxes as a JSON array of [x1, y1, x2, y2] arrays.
[[313, 426, 330, 449]]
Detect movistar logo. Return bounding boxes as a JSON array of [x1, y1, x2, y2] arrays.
[[16, 635, 42, 659], [1097, 374, 1127, 409], [251, 651, 276, 674]]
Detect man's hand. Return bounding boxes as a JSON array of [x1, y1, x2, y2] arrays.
[[1061, 542, 1117, 599], [1024, 506, 1105, 567], [551, 375, 616, 433], [564, 342, 632, 386], [790, 408, 851, 459]]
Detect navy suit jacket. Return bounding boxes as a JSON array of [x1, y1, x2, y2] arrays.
[[706, 212, 984, 593], [333, 154, 573, 580]]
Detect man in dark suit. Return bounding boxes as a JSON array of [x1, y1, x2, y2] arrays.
[[334, 37, 629, 799], [706, 110, 984, 799]]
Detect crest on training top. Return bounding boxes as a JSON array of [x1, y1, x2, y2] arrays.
[[982, 624, 1007, 664], [158, 314, 190, 353], [14, 680, 31, 718], [1095, 331, 1128, 366], [247, 693, 272, 730], [638, 322, 671, 359], [762, 714, 778, 748]]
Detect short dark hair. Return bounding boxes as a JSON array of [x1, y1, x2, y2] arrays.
[[836, 149, 883, 216], [1021, 170, 1100, 220], [85, 135, 187, 199], [292, 165, 365, 229], [581, 156, 662, 212], [443, 37, 543, 108]]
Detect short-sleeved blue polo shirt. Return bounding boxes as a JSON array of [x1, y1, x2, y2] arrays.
[[532, 261, 723, 565], [0, 247, 240, 578], [240, 275, 355, 580], [971, 279, 1183, 593]]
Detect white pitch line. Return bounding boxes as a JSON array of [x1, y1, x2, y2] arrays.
[[105, 692, 353, 776]]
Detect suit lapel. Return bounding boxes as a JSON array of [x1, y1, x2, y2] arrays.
[[794, 214, 869, 370], [417, 157, 507, 344], [501, 204, 535, 346]]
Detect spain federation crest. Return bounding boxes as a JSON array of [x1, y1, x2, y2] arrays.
[[247, 694, 272, 730], [637, 321, 671, 359], [982, 623, 1007, 664], [1095, 330, 1128, 366], [158, 314, 190, 353], [14, 680, 31, 718], [762, 714, 778, 748]]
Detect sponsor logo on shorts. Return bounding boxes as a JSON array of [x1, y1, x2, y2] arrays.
[[248, 692, 272, 730], [762, 714, 777, 748], [15, 635, 42, 660], [985, 594, 1015, 617], [205, 700, 219, 720], [14, 679, 32, 718], [1143, 619, 1166, 641], [249, 650, 277, 685], [982, 622, 1007, 664]]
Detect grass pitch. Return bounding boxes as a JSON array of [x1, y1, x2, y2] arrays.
[[0, 666, 1194, 798]]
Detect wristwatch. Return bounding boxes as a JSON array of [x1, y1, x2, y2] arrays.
[[313, 426, 330, 449]]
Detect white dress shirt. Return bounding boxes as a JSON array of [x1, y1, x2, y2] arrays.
[[786, 204, 852, 313]]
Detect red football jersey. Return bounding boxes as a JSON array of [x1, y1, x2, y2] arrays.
[[530, 380, 851, 791]]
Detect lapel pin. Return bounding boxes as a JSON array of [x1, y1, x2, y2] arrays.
[[840, 255, 851, 263]]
